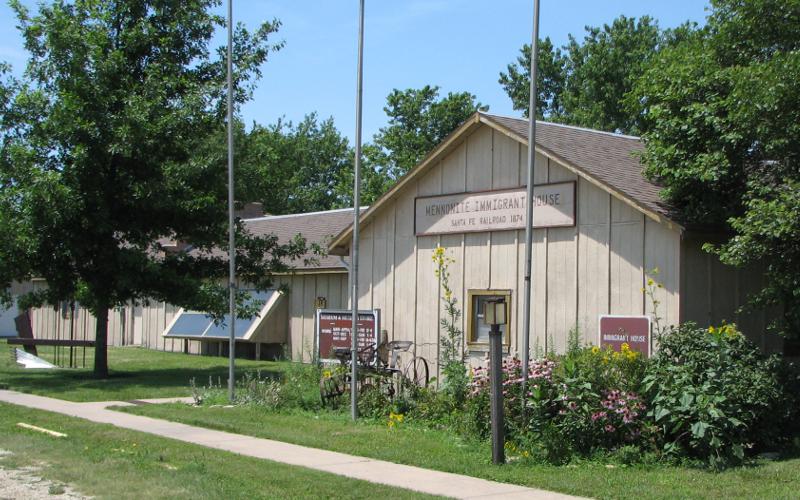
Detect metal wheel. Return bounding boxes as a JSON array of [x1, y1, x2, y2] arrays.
[[359, 382, 375, 396], [319, 373, 346, 406], [403, 356, 430, 389]]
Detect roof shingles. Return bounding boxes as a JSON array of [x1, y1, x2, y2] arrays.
[[244, 208, 360, 270], [482, 114, 674, 220]]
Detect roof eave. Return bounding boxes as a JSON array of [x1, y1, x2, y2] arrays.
[[328, 113, 483, 254], [330, 112, 683, 253]]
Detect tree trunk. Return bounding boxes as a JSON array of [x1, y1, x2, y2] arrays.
[[94, 306, 109, 378]]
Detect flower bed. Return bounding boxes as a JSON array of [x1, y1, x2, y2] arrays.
[[458, 324, 799, 467]]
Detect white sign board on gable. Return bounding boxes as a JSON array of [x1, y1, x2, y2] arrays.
[[414, 182, 575, 236]]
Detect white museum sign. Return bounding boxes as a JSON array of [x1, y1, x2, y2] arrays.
[[414, 182, 575, 236]]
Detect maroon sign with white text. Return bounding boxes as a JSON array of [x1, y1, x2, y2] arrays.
[[599, 315, 651, 357], [316, 309, 379, 364]]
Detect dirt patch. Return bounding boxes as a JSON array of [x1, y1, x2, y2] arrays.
[[0, 449, 88, 499]]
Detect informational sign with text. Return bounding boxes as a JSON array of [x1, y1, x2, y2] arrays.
[[414, 182, 575, 236], [599, 315, 651, 357], [315, 309, 380, 364]]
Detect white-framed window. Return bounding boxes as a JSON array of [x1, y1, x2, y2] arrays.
[[466, 289, 511, 347]]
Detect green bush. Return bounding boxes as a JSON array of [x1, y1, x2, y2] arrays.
[[402, 386, 460, 428], [279, 362, 323, 410], [643, 323, 790, 467], [357, 382, 392, 419]]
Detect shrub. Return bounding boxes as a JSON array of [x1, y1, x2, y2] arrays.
[[357, 382, 392, 419], [566, 343, 647, 394], [279, 361, 323, 410], [403, 386, 462, 428], [643, 322, 789, 467], [190, 364, 322, 411]]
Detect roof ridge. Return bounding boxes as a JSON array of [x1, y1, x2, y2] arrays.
[[479, 112, 641, 141], [244, 206, 368, 222]]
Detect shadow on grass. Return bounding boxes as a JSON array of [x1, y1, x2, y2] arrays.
[[3, 365, 281, 398], [1, 342, 284, 401]]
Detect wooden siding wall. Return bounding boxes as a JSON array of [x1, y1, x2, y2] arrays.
[[352, 125, 682, 373], [28, 280, 194, 354], [27, 273, 348, 361], [277, 273, 349, 362], [680, 237, 783, 353]]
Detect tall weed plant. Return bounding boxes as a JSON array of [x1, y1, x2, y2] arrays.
[[433, 245, 468, 405]]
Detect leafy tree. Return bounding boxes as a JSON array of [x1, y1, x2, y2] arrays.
[[326, 86, 486, 207], [366, 85, 487, 184], [0, 0, 305, 377], [332, 149, 395, 208], [226, 113, 353, 214], [560, 16, 661, 134], [498, 37, 566, 119], [0, 64, 24, 306], [500, 16, 693, 134], [631, 0, 800, 334]]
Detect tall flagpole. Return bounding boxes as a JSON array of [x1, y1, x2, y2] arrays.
[[521, 0, 541, 412], [226, 0, 237, 402], [350, 0, 365, 421]]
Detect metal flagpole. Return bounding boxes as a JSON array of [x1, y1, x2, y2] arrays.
[[350, 0, 365, 421], [521, 0, 541, 413], [226, 0, 237, 402]]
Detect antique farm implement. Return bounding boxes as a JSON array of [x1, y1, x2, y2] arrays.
[[319, 339, 429, 406]]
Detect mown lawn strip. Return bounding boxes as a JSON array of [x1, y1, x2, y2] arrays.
[[0, 402, 436, 499]]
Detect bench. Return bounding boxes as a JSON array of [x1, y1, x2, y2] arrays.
[[8, 312, 93, 367], [6, 338, 95, 348]]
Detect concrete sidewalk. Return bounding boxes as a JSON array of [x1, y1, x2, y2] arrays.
[[0, 390, 586, 500]]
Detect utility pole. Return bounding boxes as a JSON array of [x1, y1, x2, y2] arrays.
[[521, 0, 541, 417], [226, 0, 236, 402], [350, 0, 365, 421]]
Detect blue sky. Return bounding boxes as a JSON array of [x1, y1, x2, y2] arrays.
[[0, 1, 710, 144]]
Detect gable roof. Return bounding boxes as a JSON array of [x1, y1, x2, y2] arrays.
[[244, 208, 362, 270], [329, 112, 678, 255]]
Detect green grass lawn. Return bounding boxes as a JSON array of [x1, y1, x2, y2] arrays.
[[119, 403, 800, 500], [0, 341, 290, 402], [0, 402, 436, 499]]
